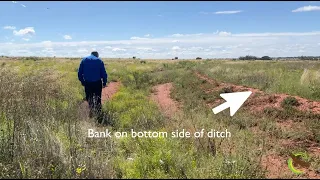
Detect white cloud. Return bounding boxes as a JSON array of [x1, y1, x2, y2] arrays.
[[3, 31, 320, 58], [221, 49, 232, 54], [112, 48, 126, 52], [77, 48, 88, 53], [137, 47, 156, 52], [41, 41, 51, 43], [42, 48, 54, 53], [9, 49, 32, 56], [218, 31, 232, 36], [11, 1, 17, 3], [170, 33, 203, 38], [214, 10, 243, 14], [292, 5, 320, 12], [233, 31, 320, 37], [209, 45, 222, 49], [3, 26, 16, 30], [22, 38, 30, 41], [157, 14, 163, 17], [13, 27, 35, 36], [171, 33, 184, 37], [130, 36, 149, 40], [172, 46, 181, 50], [188, 46, 204, 51], [63, 35, 72, 40], [41, 41, 53, 48], [144, 34, 151, 37], [20, 4, 26, 8]]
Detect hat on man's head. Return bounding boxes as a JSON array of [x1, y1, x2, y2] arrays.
[[91, 51, 99, 57]]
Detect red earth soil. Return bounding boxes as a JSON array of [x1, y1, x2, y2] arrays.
[[151, 83, 179, 118], [261, 154, 293, 178], [261, 152, 320, 179], [195, 72, 320, 178], [195, 72, 320, 114], [101, 81, 121, 103]]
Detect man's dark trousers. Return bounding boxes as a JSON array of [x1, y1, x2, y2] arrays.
[[84, 80, 102, 117]]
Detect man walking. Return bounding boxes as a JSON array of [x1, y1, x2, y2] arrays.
[[78, 51, 108, 119]]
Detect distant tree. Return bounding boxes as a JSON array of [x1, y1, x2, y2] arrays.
[[175, 57, 178, 60], [260, 56, 272, 60], [239, 55, 259, 60], [133, 56, 136, 59], [196, 57, 202, 60], [25, 56, 40, 61]]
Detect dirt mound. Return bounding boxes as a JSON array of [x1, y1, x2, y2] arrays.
[[151, 83, 179, 118], [195, 72, 320, 114], [101, 81, 121, 103], [195, 72, 320, 178]]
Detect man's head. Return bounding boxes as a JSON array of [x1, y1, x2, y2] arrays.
[[91, 51, 99, 58]]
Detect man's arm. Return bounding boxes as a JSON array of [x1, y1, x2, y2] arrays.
[[100, 60, 108, 87], [78, 59, 85, 85]]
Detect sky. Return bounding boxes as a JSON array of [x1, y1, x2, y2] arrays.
[[1, 1, 320, 59]]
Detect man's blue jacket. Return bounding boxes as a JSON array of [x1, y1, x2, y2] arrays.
[[78, 55, 108, 86]]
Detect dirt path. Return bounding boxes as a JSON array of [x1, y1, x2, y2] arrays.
[[80, 81, 121, 118], [101, 81, 121, 104], [151, 83, 179, 118]]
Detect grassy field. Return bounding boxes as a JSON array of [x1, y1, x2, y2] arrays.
[[0, 57, 319, 178]]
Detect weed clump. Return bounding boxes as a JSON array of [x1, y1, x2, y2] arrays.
[[281, 96, 299, 108], [219, 86, 233, 94]]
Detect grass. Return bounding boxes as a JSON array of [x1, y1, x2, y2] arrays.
[[0, 57, 319, 178], [195, 60, 320, 101]]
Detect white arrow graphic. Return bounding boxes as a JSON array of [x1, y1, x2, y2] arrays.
[[212, 91, 252, 116]]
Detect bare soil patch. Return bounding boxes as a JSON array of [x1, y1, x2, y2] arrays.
[[101, 81, 121, 104], [151, 83, 179, 118], [195, 72, 320, 114], [261, 153, 292, 178], [195, 71, 320, 178]]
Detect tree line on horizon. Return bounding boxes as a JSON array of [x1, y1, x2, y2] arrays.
[[237, 55, 320, 61]]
